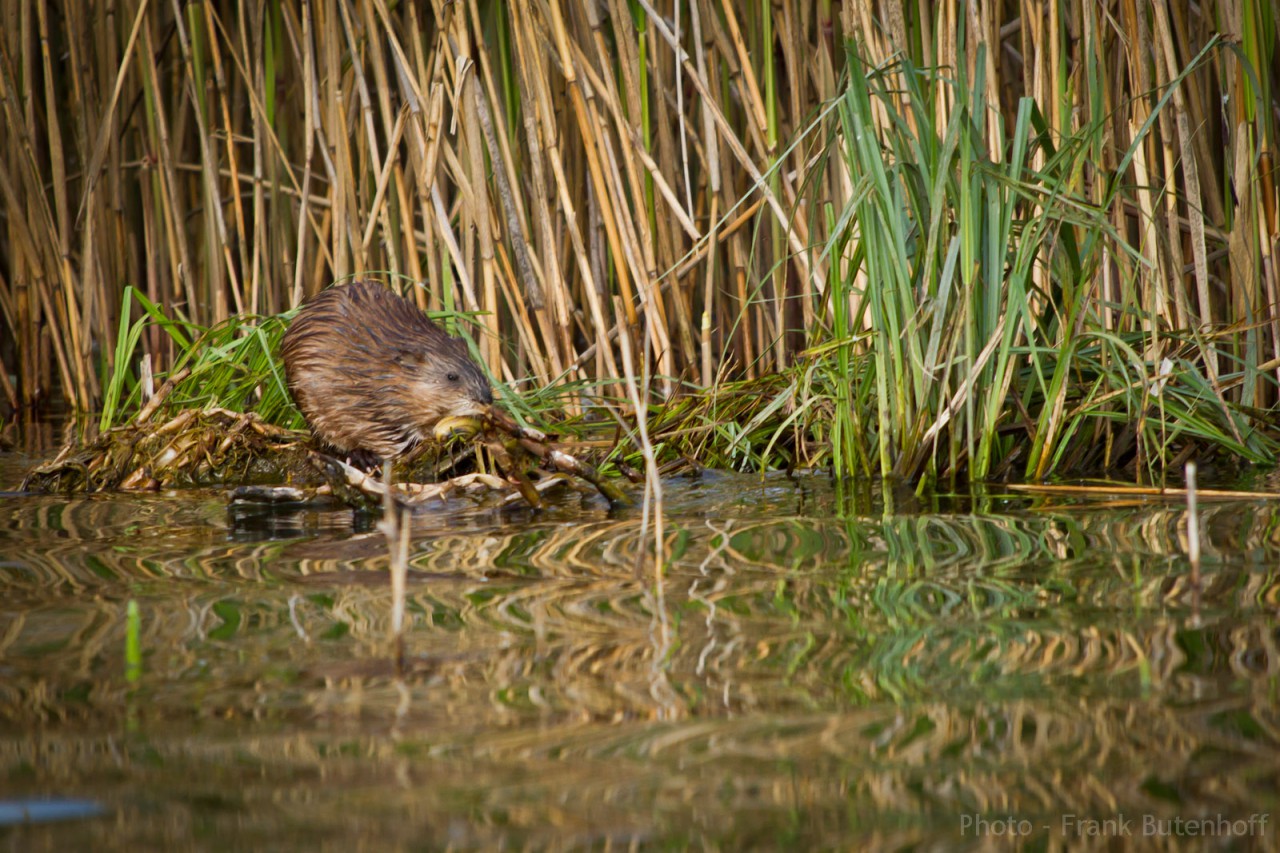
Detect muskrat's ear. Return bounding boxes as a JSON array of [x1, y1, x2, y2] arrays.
[[392, 347, 426, 367]]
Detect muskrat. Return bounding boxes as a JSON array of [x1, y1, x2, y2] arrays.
[[281, 280, 493, 461]]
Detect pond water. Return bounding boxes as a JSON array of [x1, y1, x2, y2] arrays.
[[2, 431, 1278, 849]]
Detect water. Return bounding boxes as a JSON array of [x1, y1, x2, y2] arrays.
[[2, 436, 1278, 849]]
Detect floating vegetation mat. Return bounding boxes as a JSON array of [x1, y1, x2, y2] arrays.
[[20, 406, 630, 511], [21, 408, 312, 493]]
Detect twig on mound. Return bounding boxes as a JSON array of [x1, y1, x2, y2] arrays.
[[477, 408, 633, 507], [311, 452, 580, 510], [290, 405, 625, 510]]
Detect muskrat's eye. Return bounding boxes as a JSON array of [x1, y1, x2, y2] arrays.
[[447, 372, 460, 382]]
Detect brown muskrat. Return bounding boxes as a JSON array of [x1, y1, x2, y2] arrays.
[[281, 280, 493, 461]]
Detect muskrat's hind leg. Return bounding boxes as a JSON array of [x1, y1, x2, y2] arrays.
[[344, 447, 383, 471]]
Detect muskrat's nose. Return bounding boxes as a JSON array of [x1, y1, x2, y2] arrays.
[[480, 385, 494, 405]]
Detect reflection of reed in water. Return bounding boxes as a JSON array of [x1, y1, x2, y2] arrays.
[[3, 497, 1280, 846], [3, 527, 1278, 719]]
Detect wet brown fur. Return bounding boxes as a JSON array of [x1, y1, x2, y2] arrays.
[[281, 281, 492, 460]]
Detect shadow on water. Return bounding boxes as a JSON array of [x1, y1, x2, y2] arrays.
[[1, 441, 1278, 849]]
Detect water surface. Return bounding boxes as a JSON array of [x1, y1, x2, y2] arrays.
[[2, 441, 1277, 849]]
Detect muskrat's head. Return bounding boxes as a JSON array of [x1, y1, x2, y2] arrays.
[[397, 335, 494, 432]]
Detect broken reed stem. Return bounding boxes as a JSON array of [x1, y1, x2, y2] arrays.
[[1185, 461, 1200, 589], [378, 461, 410, 669], [1006, 483, 1280, 501], [134, 367, 192, 426], [613, 296, 664, 564]]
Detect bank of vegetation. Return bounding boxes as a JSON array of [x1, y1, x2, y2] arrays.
[[1, 1, 1277, 487]]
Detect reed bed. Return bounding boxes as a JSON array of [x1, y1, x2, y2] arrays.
[[1, 1, 1277, 484]]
